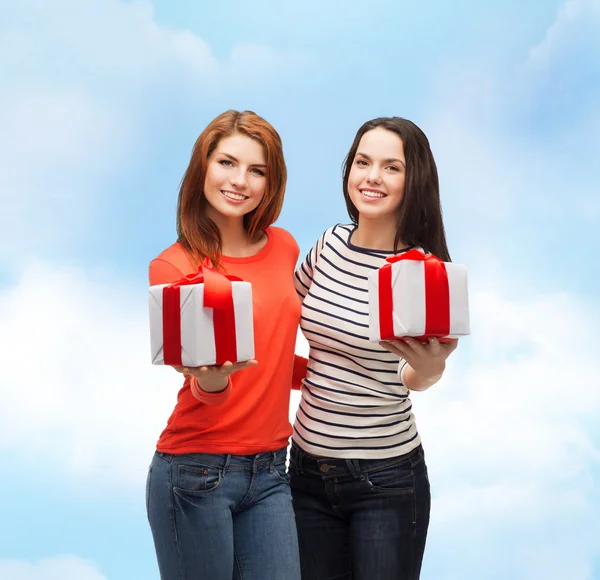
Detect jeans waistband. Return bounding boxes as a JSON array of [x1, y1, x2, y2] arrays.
[[155, 447, 287, 473], [289, 442, 423, 478]]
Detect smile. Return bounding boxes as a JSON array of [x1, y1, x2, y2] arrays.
[[221, 190, 249, 201], [360, 189, 386, 199]]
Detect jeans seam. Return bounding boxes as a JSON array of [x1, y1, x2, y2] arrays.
[[145, 465, 153, 518], [234, 549, 245, 580], [170, 460, 185, 580], [234, 471, 257, 512], [409, 467, 418, 580]]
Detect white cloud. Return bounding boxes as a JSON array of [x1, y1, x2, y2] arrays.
[[525, 0, 600, 75], [0, 555, 106, 580], [0, 261, 175, 488], [413, 284, 600, 579]]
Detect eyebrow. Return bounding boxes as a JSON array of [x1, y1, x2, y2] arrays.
[[219, 152, 267, 167], [356, 152, 405, 168]]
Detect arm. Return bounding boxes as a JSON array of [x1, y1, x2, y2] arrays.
[[189, 375, 232, 405], [149, 257, 234, 405], [292, 355, 308, 390], [383, 337, 459, 392]]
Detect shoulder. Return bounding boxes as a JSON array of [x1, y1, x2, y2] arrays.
[[319, 223, 352, 246], [151, 241, 193, 269], [149, 242, 194, 285], [267, 226, 299, 253]]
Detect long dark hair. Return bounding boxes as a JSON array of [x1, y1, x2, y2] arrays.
[[176, 110, 287, 269], [342, 117, 451, 262]]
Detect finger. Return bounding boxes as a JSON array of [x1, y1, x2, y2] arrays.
[[427, 337, 441, 356], [444, 338, 459, 354], [234, 359, 258, 370], [380, 341, 417, 367], [381, 340, 415, 361], [183, 366, 209, 377], [379, 341, 405, 357], [218, 361, 234, 374], [402, 337, 428, 356]]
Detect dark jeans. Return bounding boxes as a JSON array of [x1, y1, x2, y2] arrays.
[[147, 447, 301, 580], [290, 442, 430, 580]]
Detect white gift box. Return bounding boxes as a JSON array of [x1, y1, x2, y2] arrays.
[[368, 252, 470, 342], [149, 281, 254, 366]]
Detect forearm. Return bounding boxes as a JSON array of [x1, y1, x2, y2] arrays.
[[402, 364, 444, 392], [189, 375, 231, 405]]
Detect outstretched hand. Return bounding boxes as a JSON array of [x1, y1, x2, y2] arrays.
[[380, 337, 458, 384], [173, 359, 258, 392]]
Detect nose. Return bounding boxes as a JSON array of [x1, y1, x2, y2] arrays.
[[366, 165, 382, 184], [230, 168, 248, 189]]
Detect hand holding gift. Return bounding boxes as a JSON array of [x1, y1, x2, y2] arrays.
[[173, 359, 258, 393], [380, 336, 458, 390]]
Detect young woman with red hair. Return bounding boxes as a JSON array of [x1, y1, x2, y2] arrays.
[[146, 110, 303, 580]]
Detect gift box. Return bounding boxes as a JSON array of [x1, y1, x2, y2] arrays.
[[149, 264, 254, 366], [368, 249, 470, 342]]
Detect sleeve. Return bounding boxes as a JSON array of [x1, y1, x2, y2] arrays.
[[291, 355, 308, 390], [189, 375, 232, 406], [398, 359, 409, 386], [149, 258, 185, 286], [294, 227, 333, 300]]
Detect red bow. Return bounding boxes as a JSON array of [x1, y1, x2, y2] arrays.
[[162, 259, 242, 366], [379, 250, 450, 340]]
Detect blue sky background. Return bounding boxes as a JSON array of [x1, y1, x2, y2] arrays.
[[1, 0, 599, 578]]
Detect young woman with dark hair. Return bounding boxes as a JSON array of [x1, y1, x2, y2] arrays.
[[146, 110, 303, 580], [291, 117, 458, 579]]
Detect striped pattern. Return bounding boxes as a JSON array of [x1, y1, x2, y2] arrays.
[[293, 224, 421, 459]]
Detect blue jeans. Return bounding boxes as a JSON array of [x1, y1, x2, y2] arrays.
[[290, 442, 430, 580], [146, 448, 301, 580]]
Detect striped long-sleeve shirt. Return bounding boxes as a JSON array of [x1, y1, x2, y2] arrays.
[[292, 223, 421, 459]]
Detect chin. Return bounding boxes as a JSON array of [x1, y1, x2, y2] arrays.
[[354, 204, 388, 219]]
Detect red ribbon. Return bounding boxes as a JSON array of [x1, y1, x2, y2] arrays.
[[162, 259, 242, 366], [378, 250, 450, 340]]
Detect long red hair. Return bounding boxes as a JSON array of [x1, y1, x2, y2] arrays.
[[176, 110, 287, 269]]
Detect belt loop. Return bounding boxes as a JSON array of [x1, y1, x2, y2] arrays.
[[269, 451, 277, 472], [223, 454, 231, 476], [297, 448, 304, 475], [346, 459, 363, 479]]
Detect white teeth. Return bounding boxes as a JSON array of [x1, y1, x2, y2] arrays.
[[362, 190, 385, 198], [222, 191, 247, 201]]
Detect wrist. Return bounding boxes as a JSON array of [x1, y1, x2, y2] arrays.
[[404, 365, 444, 391], [194, 375, 229, 393]]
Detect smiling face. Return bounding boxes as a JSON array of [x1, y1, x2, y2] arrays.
[[203, 133, 267, 222], [347, 127, 406, 223]]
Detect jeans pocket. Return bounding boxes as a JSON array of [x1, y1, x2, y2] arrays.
[[173, 464, 222, 497], [271, 460, 291, 484], [365, 460, 415, 495]]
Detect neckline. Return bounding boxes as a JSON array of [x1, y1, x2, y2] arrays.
[[346, 224, 412, 255], [221, 227, 274, 264]]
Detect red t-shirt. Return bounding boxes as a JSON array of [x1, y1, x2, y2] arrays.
[[149, 226, 307, 455]]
